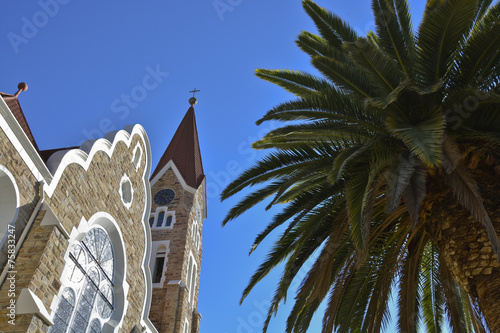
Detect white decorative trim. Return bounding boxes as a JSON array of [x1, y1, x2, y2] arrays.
[[150, 240, 170, 288], [150, 160, 197, 194], [44, 125, 146, 197], [167, 280, 185, 287], [16, 288, 54, 325], [119, 174, 134, 209], [40, 203, 70, 239], [0, 165, 20, 246], [0, 97, 53, 183], [132, 143, 143, 170]]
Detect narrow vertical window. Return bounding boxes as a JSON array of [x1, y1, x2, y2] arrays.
[[153, 257, 165, 283], [132, 145, 142, 170], [157, 211, 165, 227], [187, 257, 193, 301], [165, 215, 173, 227], [190, 265, 197, 305], [50, 288, 76, 332], [153, 246, 167, 284], [149, 216, 155, 228]]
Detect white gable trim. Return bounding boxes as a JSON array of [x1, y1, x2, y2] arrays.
[[0, 96, 52, 183], [150, 160, 197, 194]]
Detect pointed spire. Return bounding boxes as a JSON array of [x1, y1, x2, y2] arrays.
[[150, 105, 204, 188]]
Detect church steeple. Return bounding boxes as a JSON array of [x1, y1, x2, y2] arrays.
[[148, 95, 206, 333], [150, 103, 204, 188]]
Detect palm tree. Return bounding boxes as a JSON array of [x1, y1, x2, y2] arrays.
[[221, 0, 500, 332]]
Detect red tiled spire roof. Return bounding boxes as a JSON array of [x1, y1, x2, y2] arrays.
[[151, 106, 204, 188], [0, 84, 39, 152]]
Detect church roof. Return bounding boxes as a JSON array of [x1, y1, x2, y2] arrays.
[[0, 87, 39, 152], [150, 105, 204, 188]]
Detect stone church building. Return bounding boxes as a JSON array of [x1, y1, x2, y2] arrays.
[[0, 83, 206, 333]]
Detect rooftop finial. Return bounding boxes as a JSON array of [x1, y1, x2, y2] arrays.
[[189, 88, 200, 106], [14, 82, 28, 97]]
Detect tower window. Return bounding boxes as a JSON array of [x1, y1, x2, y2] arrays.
[[165, 215, 173, 227], [151, 242, 169, 287], [156, 212, 165, 227], [186, 254, 197, 307], [150, 209, 175, 229], [153, 257, 165, 283]]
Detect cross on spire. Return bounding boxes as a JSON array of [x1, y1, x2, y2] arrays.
[[189, 88, 200, 97]]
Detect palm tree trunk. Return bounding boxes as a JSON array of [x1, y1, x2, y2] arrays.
[[425, 164, 500, 331]]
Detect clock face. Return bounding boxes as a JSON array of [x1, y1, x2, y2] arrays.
[[154, 188, 175, 205]]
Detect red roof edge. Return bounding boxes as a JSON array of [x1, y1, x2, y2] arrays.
[[0, 92, 39, 152], [150, 106, 204, 188]]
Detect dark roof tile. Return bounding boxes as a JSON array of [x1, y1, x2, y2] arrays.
[[151, 106, 204, 188], [0, 92, 39, 152]]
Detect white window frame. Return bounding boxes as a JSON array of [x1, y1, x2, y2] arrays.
[[186, 252, 197, 308], [131, 143, 143, 170], [150, 241, 170, 288], [119, 174, 134, 209], [149, 208, 175, 229], [49, 212, 129, 333], [191, 203, 202, 250]]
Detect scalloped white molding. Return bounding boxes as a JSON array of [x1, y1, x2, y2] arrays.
[[1, 96, 157, 333]]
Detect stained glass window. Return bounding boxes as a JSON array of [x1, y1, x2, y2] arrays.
[[49, 227, 115, 333]]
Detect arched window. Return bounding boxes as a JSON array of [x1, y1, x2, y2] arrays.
[[150, 210, 175, 229], [156, 211, 165, 227], [0, 167, 19, 247], [150, 241, 169, 287], [152, 245, 167, 284], [191, 203, 202, 250], [49, 228, 115, 333], [165, 215, 173, 227], [190, 264, 197, 306], [186, 255, 197, 307], [132, 145, 142, 170]]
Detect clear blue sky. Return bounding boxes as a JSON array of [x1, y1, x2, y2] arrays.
[[1, 1, 428, 332]]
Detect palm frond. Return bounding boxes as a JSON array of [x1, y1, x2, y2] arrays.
[[416, 0, 479, 86], [302, 0, 359, 46], [372, 0, 414, 77]]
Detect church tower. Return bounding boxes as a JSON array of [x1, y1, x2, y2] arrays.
[[148, 96, 205, 333]]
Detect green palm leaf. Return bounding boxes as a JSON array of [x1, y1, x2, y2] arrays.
[[221, 0, 500, 331]]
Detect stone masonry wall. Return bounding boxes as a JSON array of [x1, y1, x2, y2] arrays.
[[0, 132, 152, 332]]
